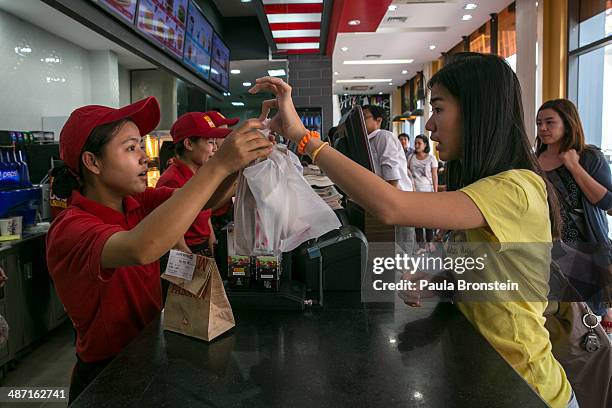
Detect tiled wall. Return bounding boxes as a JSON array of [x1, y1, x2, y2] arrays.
[[287, 54, 333, 137], [0, 9, 127, 135]]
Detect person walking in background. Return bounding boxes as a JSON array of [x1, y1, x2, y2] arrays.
[[407, 134, 438, 252], [398, 133, 414, 158], [536, 98, 612, 341]]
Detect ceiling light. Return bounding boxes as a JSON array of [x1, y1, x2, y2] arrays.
[[348, 20, 360, 26], [240, 0, 252, 3], [336, 79, 393, 83], [232, 102, 245, 106], [379, 92, 383, 95], [230, 69, 241, 74], [223, 92, 231, 96], [429, 45, 436, 50], [461, 14, 473, 21], [334, 71, 339, 75], [344, 59, 413, 65], [343, 93, 348, 96], [242, 82, 252, 87], [401, 70, 408, 74], [388, 5, 397, 11], [268, 69, 286, 77], [388, 82, 393, 85], [464, 3, 478, 10], [341, 46, 349, 52]]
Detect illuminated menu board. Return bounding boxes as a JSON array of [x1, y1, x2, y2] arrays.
[[210, 32, 230, 90], [95, 0, 138, 23], [136, 0, 188, 59], [182, 1, 213, 79]]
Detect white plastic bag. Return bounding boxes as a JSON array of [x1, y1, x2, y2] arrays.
[[233, 145, 341, 256]]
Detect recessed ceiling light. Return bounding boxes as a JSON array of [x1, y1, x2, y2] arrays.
[[401, 70, 408, 74], [240, 0, 252, 3], [230, 69, 241, 74], [343, 93, 348, 96], [232, 101, 245, 106], [343, 59, 414, 65], [268, 69, 286, 77], [341, 47, 349, 52], [334, 71, 339, 75], [464, 3, 478, 10], [461, 14, 473, 21], [242, 82, 252, 87], [348, 19, 360, 26], [379, 91, 383, 95], [429, 45, 436, 50], [336, 79, 393, 83], [388, 82, 393, 86], [223, 92, 231, 96], [388, 5, 397, 11]]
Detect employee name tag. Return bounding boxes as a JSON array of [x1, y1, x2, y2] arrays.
[[164, 250, 197, 281]]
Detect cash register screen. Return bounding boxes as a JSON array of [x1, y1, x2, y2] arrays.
[[333, 106, 374, 172]]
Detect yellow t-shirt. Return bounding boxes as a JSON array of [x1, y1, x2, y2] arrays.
[[456, 169, 571, 408]]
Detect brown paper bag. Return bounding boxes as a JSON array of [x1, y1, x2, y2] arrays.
[[162, 256, 235, 341]]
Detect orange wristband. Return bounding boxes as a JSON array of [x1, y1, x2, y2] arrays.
[[297, 131, 320, 155]]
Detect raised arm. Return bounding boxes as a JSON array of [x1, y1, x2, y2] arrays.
[[250, 77, 485, 230], [101, 120, 272, 268]]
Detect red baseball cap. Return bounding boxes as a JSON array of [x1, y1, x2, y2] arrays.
[[206, 111, 239, 127], [170, 112, 232, 143], [60, 97, 160, 173]]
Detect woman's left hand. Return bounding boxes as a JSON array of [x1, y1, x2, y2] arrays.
[[558, 149, 581, 170]]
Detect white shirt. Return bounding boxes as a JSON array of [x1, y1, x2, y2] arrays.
[[407, 153, 438, 192], [367, 129, 413, 192]]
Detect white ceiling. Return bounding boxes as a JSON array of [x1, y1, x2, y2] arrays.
[[0, 0, 155, 69], [332, 0, 514, 95]]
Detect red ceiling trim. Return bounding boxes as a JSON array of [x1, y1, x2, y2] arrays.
[[274, 37, 321, 43], [269, 22, 321, 31], [264, 4, 324, 14], [277, 49, 320, 55]]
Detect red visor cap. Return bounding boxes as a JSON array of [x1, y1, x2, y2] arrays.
[[170, 112, 232, 144], [60, 97, 160, 174]]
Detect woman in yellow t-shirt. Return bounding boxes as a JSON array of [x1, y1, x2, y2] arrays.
[[249, 53, 575, 408]]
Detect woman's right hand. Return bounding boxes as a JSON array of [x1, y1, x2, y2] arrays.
[[207, 119, 273, 176], [248, 77, 308, 144]]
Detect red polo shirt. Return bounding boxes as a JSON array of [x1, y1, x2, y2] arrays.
[[46, 187, 174, 363], [156, 159, 212, 245]]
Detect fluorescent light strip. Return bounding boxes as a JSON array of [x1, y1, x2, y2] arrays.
[[267, 13, 322, 24], [277, 42, 320, 50], [344, 59, 414, 65], [272, 29, 321, 38], [336, 79, 393, 83], [263, 0, 322, 3]]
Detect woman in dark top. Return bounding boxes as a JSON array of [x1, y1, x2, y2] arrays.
[[536, 98, 612, 339]]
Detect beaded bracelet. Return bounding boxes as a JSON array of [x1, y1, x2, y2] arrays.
[[297, 131, 320, 155]]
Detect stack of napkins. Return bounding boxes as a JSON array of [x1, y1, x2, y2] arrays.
[[313, 185, 343, 210]]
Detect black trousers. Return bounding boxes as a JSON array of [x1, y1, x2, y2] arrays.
[[68, 355, 114, 404]]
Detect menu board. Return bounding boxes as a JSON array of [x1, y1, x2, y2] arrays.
[[182, 1, 213, 79], [136, 0, 188, 59], [95, 0, 138, 23], [210, 32, 230, 90]]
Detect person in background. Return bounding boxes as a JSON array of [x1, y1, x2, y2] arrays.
[[46, 98, 272, 402], [437, 161, 447, 192], [398, 133, 414, 158], [536, 98, 612, 341], [156, 112, 230, 257], [361, 105, 414, 250], [407, 134, 438, 253], [251, 51, 575, 407]]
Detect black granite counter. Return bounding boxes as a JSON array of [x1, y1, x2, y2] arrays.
[[73, 295, 547, 407]]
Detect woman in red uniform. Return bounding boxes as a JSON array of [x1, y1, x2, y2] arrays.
[[156, 112, 231, 256], [45, 98, 272, 403]]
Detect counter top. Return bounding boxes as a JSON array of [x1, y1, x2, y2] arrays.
[[73, 295, 547, 407], [0, 230, 47, 253]]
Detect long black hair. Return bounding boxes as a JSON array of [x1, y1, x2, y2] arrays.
[[429, 52, 561, 237], [50, 118, 133, 199]]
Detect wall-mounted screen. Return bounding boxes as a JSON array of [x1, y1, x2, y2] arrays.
[[136, 0, 188, 59], [210, 32, 230, 90], [182, 1, 213, 79], [94, 0, 138, 24]]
